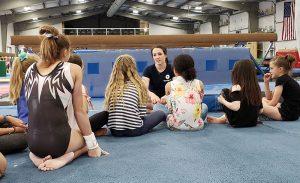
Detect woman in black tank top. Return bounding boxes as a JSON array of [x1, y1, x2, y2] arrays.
[[25, 25, 108, 171]]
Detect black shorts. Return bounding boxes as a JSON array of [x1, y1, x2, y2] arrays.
[[278, 107, 299, 121]]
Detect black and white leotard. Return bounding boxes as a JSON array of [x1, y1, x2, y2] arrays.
[[25, 62, 76, 158]]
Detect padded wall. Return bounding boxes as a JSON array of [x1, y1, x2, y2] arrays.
[[75, 47, 252, 98]]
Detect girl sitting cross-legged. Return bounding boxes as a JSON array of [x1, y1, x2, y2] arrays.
[[262, 55, 300, 121], [89, 54, 166, 137], [207, 60, 263, 127], [162, 54, 208, 131]]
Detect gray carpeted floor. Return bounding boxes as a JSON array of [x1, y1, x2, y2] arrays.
[[1, 100, 300, 183]]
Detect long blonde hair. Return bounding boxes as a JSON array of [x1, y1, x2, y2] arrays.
[[9, 56, 36, 104], [104, 54, 148, 110]]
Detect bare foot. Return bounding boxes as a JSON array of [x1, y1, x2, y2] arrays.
[[29, 152, 52, 168], [94, 128, 108, 137], [38, 152, 74, 171], [207, 116, 226, 124]]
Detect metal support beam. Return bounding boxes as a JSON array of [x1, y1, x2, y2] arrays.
[[1, 21, 8, 52], [249, 8, 259, 33], [0, 0, 112, 23], [107, 0, 126, 17], [117, 12, 193, 31], [198, 0, 258, 12], [14, 10, 105, 32], [124, 1, 217, 22], [211, 20, 220, 34], [0, 0, 42, 12]]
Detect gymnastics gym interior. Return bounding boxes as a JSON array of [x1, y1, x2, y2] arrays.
[[0, 0, 300, 182]]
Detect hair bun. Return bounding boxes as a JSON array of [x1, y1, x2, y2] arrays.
[[285, 55, 295, 64], [39, 25, 59, 36]]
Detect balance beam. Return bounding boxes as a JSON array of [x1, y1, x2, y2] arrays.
[[11, 33, 277, 49]]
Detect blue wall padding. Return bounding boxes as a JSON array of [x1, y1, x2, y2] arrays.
[[87, 63, 100, 74], [74, 47, 251, 98], [228, 60, 238, 70], [206, 60, 218, 71]]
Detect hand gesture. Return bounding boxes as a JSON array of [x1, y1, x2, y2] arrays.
[[7, 116, 27, 129], [160, 96, 167, 105], [217, 95, 225, 104], [149, 92, 160, 104], [264, 73, 272, 83], [14, 127, 27, 133]]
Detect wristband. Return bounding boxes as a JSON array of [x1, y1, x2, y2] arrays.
[[83, 132, 99, 150]]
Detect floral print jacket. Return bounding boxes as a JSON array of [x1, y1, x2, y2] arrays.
[[167, 76, 204, 131]]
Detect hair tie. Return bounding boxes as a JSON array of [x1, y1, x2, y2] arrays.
[[18, 51, 28, 62], [285, 55, 289, 60], [44, 33, 58, 39]]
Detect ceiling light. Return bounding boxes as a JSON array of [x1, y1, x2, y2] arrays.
[[195, 6, 202, 10], [76, 10, 82, 14], [172, 16, 179, 20], [32, 17, 38, 21], [145, 0, 154, 4], [78, 0, 85, 3], [133, 10, 139, 14], [24, 6, 31, 11]]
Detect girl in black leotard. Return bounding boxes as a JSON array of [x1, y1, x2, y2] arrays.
[[25, 25, 108, 171], [207, 60, 263, 127], [262, 55, 300, 121]]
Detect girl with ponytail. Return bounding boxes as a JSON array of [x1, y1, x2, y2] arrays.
[[9, 52, 36, 124], [163, 54, 208, 131], [262, 55, 300, 121], [24, 25, 108, 172]]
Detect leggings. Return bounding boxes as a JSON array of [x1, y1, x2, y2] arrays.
[[0, 133, 27, 154], [89, 111, 166, 137]]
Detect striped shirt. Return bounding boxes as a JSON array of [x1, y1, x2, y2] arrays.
[[107, 81, 147, 130]]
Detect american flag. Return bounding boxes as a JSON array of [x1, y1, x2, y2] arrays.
[[282, 1, 296, 41]]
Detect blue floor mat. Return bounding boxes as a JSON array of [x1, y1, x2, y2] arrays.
[[1, 120, 300, 183], [1, 98, 300, 183]]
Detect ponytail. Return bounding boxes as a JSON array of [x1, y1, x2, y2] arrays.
[[39, 25, 70, 64], [181, 67, 196, 81], [271, 54, 296, 73], [9, 56, 37, 104], [285, 55, 295, 70], [9, 58, 24, 104]]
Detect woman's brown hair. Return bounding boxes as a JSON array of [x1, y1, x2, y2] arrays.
[[68, 54, 83, 68], [39, 25, 70, 64], [231, 60, 262, 106]]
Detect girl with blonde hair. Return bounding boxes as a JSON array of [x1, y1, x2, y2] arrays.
[[90, 54, 166, 137], [9, 52, 36, 124], [262, 55, 300, 121]]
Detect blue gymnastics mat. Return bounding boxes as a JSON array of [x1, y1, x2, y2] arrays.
[[1, 98, 300, 183]]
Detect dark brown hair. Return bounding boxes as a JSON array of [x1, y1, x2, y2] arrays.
[[39, 25, 70, 64], [173, 54, 196, 81], [231, 60, 262, 106], [151, 45, 169, 64], [68, 54, 83, 68], [270, 55, 295, 73]]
